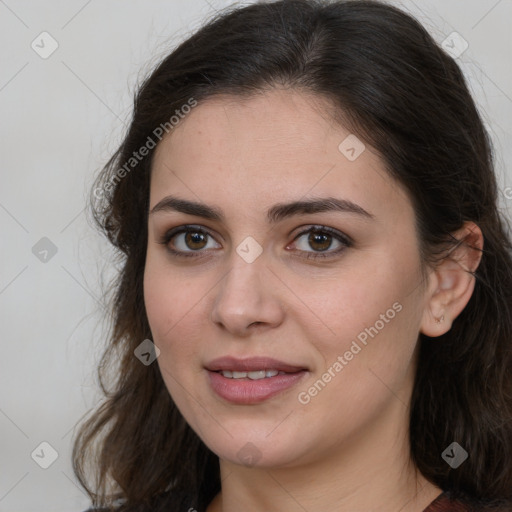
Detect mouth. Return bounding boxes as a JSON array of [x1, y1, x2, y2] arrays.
[[216, 369, 285, 380], [205, 356, 308, 404]]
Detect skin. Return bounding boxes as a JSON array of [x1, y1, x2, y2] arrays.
[[143, 89, 483, 512]]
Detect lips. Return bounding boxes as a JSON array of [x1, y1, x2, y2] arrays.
[[205, 356, 307, 374], [220, 369, 282, 380], [205, 356, 308, 404]]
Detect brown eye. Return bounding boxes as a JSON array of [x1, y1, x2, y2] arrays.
[[308, 231, 333, 251], [161, 226, 221, 256], [184, 231, 208, 250], [290, 225, 352, 259]]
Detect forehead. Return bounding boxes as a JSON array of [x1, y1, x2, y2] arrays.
[[150, 89, 410, 223], [153, 89, 348, 174]]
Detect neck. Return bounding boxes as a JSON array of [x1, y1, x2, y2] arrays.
[[207, 397, 442, 512]]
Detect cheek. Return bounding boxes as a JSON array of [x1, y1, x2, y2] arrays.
[[143, 255, 209, 388], [144, 265, 194, 418], [144, 271, 175, 339], [296, 250, 423, 396], [296, 252, 421, 344], [144, 253, 204, 340]]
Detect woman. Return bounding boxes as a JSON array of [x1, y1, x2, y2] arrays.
[[74, 1, 512, 510]]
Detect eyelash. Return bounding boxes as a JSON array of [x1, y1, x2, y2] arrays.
[[158, 224, 353, 260]]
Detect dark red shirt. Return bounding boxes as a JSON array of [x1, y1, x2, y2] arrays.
[[84, 490, 512, 511], [423, 491, 512, 511], [424, 492, 472, 511]]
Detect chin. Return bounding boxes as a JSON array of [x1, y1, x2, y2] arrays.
[[198, 425, 314, 470]]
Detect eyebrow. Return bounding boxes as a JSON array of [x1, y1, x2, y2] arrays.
[[149, 195, 374, 223]]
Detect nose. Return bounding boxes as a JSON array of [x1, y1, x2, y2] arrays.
[[210, 252, 285, 337]]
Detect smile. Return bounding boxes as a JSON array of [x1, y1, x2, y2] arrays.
[[218, 369, 283, 379], [205, 356, 309, 404]]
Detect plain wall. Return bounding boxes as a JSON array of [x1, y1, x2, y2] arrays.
[[0, 1, 511, 510]]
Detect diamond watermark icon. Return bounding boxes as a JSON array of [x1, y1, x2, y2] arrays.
[[442, 441, 468, 469], [31, 441, 59, 469], [237, 442, 262, 467], [134, 339, 160, 366], [31, 31, 59, 59], [32, 237, 58, 263], [236, 236, 263, 264], [441, 32, 468, 59], [338, 134, 366, 161]]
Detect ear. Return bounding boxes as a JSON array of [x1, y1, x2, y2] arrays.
[[420, 221, 484, 337]]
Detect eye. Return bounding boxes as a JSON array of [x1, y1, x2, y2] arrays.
[[288, 226, 352, 259], [159, 224, 352, 260], [159, 225, 220, 257]]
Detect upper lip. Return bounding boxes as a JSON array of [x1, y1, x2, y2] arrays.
[[205, 356, 307, 373]]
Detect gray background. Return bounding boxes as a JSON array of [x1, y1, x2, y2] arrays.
[[0, 1, 511, 510]]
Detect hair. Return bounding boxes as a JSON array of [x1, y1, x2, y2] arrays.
[[73, 1, 512, 510]]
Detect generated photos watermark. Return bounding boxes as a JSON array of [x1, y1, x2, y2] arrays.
[[298, 301, 403, 405], [134, 339, 161, 366], [94, 97, 198, 199], [442, 442, 469, 469]]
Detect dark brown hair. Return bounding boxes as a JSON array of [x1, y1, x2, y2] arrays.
[[73, 1, 512, 510]]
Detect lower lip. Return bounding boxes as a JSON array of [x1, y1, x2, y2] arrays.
[[207, 370, 308, 404]]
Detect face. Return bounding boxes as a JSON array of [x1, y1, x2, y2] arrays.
[[144, 89, 429, 469]]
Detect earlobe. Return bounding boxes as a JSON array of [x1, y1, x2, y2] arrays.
[[420, 222, 483, 338]]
